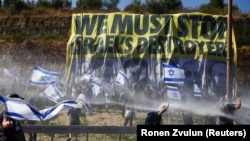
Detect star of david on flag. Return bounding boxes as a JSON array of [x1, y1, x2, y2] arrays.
[[115, 70, 129, 86], [167, 86, 181, 101], [163, 63, 185, 85], [29, 66, 60, 86]]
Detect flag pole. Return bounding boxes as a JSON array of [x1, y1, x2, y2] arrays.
[[226, 0, 232, 100], [23, 83, 30, 98]]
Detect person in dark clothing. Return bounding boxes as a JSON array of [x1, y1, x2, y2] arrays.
[[68, 108, 85, 125], [67, 107, 85, 141], [217, 96, 241, 125], [25, 120, 36, 141], [0, 93, 26, 141], [144, 103, 169, 125], [182, 112, 194, 125], [25, 97, 37, 141]]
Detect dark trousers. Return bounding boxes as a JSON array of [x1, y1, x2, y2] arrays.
[[28, 133, 37, 141], [124, 117, 133, 126]]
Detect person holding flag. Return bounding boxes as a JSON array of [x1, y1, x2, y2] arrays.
[[0, 94, 81, 121], [0, 94, 26, 141], [144, 103, 169, 125], [67, 107, 85, 141], [72, 82, 92, 116]]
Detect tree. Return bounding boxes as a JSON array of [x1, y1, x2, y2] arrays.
[[102, 0, 119, 10], [144, 0, 182, 14], [36, 0, 51, 8], [76, 0, 102, 10], [51, 0, 64, 9], [9, 0, 30, 15], [62, 0, 72, 9], [3, 0, 12, 7], [199, 0, 239, 14], [209, 0, 224, 9], [124, 0, 144, 13]]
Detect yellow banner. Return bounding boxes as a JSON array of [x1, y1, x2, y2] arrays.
[[65, 12, 237, 98]]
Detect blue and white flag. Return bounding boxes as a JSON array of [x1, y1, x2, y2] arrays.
[[167, 86, 181, 101], [39, 100, 81, 120], [91, 82, 101, 96], [29, 66, 60, 86], [76, 93, 91, 114], [115, 70, 129, 86], [193, 83, 202, 97], [0, 95, 81, 121], [40, 83, 64, 103], [163, 63, 185, 85]]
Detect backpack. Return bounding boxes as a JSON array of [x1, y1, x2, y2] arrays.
[[144, 112, 156, 125]]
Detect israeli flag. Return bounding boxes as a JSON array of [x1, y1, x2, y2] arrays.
[[29, 66, 60, 86], [163, 63, 185, 85], [115, 70, 129, 86], [39, 100, 81, 121], [167, 86, 181, 101], [76, 93, 91, 113], [40, 83, 64, 103], [193, 83, 202, 97], [0, 95, 81, 121], [91, 82, 101, 96]]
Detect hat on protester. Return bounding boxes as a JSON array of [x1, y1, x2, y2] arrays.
[[158, 103, 169, 115]]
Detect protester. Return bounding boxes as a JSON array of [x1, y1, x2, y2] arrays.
[[143, 84, 154, 99], [25, 97, 37, 141], [182, 111, 194, 125], [122, 99, 135, 126], [25, 120, 36, 141], [0, 127, 4, 140], [67, 107, 85, 141], [216, 96, 241, 125], [144, 103, 169, 125], [72, 83, 92, 116], [0, 93, 26, 141]]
